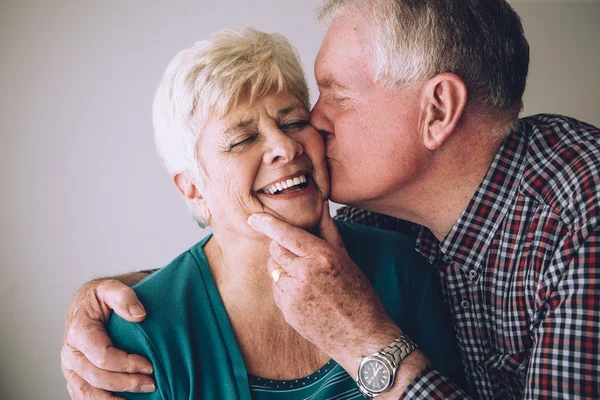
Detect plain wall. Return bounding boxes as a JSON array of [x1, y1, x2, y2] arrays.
[[0, 1, 598, 399]]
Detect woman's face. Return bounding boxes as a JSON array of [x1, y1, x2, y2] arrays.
[[196, 91, 329, 235]]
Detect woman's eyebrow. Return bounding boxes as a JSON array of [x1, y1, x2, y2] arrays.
[[223, 119, 255, 138], [276, 103, 307, 118]]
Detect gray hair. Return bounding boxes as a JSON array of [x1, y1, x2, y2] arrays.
[[152, 28, 310, 227], [318, 0, 529, 118]]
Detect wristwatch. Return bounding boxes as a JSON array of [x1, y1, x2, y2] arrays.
[[356, 334, 418, 398]]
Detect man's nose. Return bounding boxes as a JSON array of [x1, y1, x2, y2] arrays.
[[310, 99, 334, 138]]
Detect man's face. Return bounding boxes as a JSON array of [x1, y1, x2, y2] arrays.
[[310, 12, 426, 209]]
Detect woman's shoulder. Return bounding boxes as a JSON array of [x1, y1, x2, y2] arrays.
[[334, 219, 435, 281], [335, 219, 414, 245], [335, 220, 417, 260], [109, 234, 213, 339], [131, 235, 211, 304]]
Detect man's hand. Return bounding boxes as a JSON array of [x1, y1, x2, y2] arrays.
[[248, 201, 430, 397], [248, 201, 403, 370], [61, 279, 156, 399]]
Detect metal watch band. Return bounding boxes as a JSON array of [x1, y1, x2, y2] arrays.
[[379, 334, 417, 370]]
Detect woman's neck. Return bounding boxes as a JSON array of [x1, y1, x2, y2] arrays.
[[203, 229, 330, 379], [204, 232, 274, 304]]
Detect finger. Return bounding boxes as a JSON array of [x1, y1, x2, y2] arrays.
[[248, 213, 323, 256], [96, 280, 147, 322], [62, 345, 156, 393], [65, 316, 153, 374], [318, 200, 345, 250], [269, 241, 302, 276], [64, 369, 127, 400]]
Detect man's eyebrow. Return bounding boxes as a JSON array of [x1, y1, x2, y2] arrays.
[[317, 76, 347, 91]]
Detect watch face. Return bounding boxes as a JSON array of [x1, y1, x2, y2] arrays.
[[359, 359, 391, 392]]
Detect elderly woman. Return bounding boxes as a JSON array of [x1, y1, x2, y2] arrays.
[[106, 28, 463, 399]]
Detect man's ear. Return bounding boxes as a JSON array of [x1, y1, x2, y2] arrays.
[[419, 73, 467, 150], [173, 172, 211, 222]]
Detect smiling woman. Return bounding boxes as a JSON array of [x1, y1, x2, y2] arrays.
[[87, 27, 465, 399]]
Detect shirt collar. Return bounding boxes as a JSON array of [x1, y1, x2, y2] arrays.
[[415, 122, 529, 271]]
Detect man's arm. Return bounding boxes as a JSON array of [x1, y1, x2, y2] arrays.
[[61, 273, 157, 399], [523, 221, 600, 397], [112, 271, 158, 287], [404, 220, 600, 399], [248, 204, 433, 399]]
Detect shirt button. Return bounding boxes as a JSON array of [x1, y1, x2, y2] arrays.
[[468, 269, 478, 280], [461, 299, 471, 309], [477, 365, 485, 375]]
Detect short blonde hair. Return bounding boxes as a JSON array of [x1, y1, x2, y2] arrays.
[[152, 28, 310, 226]]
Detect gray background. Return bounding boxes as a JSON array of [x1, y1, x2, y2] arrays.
[[1, 1, 599, 399]]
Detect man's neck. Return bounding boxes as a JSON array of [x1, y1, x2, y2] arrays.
[[358, 121, 504, 241]]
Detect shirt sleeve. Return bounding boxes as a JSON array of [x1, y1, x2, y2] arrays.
[[402, 219, 600, 399], [400, 368, 471, 399], [107, 314, 168, 400], [524, 219, 600, 397]]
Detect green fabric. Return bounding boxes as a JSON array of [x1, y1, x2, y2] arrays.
[[109, 221, 465, 399]]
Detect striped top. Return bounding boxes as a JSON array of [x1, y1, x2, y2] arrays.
[[249, 360, 363, 400]]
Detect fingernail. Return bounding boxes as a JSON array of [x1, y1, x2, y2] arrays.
[[140, 384, 156, 392], [129, 304, 146, 318], [247, 215, 258, 229], [140, 367, 153, 374]]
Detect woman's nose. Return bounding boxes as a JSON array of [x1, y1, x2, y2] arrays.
[[263, 130, 304, 165]]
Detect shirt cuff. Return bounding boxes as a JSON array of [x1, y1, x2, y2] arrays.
[[399, 368, 471, 400]]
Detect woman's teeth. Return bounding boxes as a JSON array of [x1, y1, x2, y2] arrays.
[[265, 174, 307, 195]]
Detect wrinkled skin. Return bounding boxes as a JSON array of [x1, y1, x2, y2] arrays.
[[61, 279, 155, 399]]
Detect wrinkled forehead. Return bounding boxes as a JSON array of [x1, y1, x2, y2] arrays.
[[224, 91, 307, 121], [315, 13, 373, 88]]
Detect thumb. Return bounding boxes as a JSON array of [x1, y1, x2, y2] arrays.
[[96, 280, 147, 322], [319, 200, 344, 251]]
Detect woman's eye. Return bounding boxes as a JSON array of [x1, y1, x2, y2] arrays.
[[229, 135, 256, 149], [281, 121, 309, 132]]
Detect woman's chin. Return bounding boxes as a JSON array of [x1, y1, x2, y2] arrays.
[[269, 206, 322, 232]]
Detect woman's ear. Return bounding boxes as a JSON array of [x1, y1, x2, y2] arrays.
[[419, 73, 467, 150], [173, 172, 211, 222]]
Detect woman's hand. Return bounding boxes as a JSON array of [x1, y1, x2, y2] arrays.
[[60, 279, 156, 399]]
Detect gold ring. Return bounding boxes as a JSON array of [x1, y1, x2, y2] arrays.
[[271, 267, 285, 283]]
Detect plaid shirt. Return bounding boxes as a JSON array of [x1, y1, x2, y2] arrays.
[[335, 114, 600, 399]]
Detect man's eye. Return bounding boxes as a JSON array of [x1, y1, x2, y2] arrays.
[[229, 135, 256, 149], [281, 121, 309, 133]]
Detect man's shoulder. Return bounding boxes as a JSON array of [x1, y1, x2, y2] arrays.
[[519, 114, 600, 221], [111, 236, 212, 332]]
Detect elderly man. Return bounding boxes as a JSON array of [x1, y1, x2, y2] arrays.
[[62, 0, 599, 399]]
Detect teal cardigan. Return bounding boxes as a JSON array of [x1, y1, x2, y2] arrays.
[[108, 221, 465, 399]]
